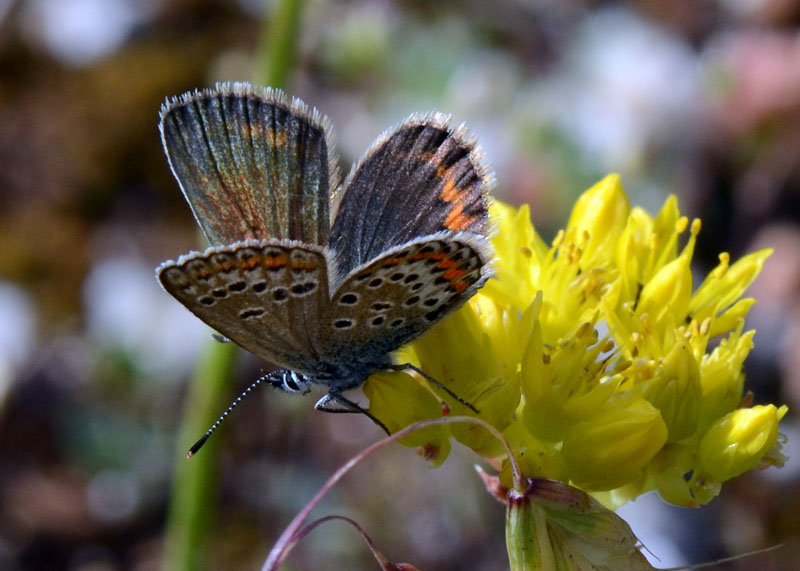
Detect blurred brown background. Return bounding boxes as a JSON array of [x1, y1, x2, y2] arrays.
[[0, 0, 799, 569]]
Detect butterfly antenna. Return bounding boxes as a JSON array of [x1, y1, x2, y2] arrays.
[[186, 370, 283, 458]]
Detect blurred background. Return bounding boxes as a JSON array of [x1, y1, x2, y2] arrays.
[[1, 0, 799, 569]]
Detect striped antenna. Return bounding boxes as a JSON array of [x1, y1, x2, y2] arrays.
[[187, 370, 284, 457]]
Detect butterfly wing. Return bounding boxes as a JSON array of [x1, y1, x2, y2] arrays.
[[157, 240, 333, 374], [329, 114, 492, 277], [160, 83, 338, 246], [320, 233, 492, 366]]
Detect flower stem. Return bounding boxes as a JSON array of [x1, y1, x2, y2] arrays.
[[254, 0, 306, 87], [163, 339, 238, 571], [263, 415, 520, 570]]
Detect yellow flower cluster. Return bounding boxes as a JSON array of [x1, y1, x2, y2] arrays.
[[364, 174, 787, 508]]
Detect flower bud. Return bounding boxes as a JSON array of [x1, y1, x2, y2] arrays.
[[698, 405, 787, 481]]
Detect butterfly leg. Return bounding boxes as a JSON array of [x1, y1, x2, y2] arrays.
[[314, 391, 391, 435], [388, 363, 479, 413]]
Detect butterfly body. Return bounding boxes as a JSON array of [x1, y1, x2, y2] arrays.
[[157, 82, 493, 418]]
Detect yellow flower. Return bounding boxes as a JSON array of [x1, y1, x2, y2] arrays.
[[561, 396, 668, 490], [698, 404, 788, 481], [365, 173, 787, 510], [638, 338, 701, 442]]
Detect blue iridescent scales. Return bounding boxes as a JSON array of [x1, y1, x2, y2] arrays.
[[156, 82, 494, 448]]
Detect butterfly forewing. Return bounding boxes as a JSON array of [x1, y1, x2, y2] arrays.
[[160, 84, 334, 246], [321, 234, 492, 365], [329, 115, 491, 276], [157, 240, 331, 374], [157, 83, 497, 431]]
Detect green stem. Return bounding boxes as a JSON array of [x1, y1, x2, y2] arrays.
[[163, 340, 238, 571], [255, 0, 306, 88]]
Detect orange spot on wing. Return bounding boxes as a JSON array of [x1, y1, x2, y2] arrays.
[[444, 204, 475, 231], [437, 169, 477, 232], [264, 254, 288, 268], [239, 123, 257, 138], [383, 256, 406, 266], [410, 251, 447, 262], [271, 129, 288, 147], [239, 257, 261, 270], [290, 260, 318, 271], [440, 173, 459, 202], [436, 258, 458, 270], [240, 124, 288, 147], [442, 268, 467, 281]]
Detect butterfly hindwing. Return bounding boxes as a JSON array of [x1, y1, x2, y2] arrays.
[[157, 240, 332, 374], [160, 83, 336, 246], [329, 114, 492, 276], [321, 233, 492, 366]]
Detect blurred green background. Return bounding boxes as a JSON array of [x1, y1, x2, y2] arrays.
[[1, 0, 799, 569]]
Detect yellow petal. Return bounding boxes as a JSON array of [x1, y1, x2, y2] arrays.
[[640, 339, 702, 442], [635, 252, 692, 329], [565, 174, 630, 271], [697, 329, 753, 431], [698, 405, 786, 481], [707, 298, 755, 338], [483, 201, 548, 311], [562, 398, 668, 490], [690, 249, 773, 322], [364, 370, 453, 465]]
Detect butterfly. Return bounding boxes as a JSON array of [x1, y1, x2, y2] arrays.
[[156, 83, 493, 452]]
